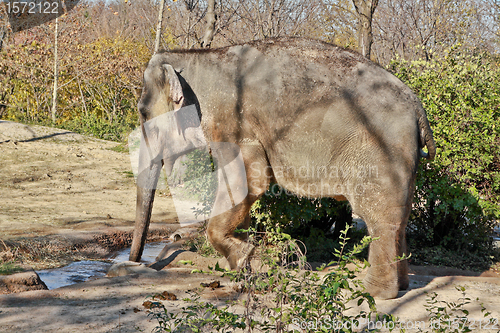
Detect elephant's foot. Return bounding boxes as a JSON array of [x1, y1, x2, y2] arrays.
[[363, 275, 399, 300], [227, 242, 255, 270], [398, 274, 409, 291], [398, 259, 409, 290], [363, 261, 408, 298], [363, 262, 401, 300]]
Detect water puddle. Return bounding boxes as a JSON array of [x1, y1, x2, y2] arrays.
[[37, 261, 111, 290], [37, 241, 170, 290], [109, 241, 169, 263]]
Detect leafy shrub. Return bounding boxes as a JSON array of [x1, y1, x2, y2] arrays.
[[181, 149, 217, 218], [63, 111, 137, 142], [150, 226, 497, 333], [389, 48, 499, 255], [423, 286, 496, 333], [0, 36, 152, 141], [409, 245, 498, 271], [180, 155, 355, 261]]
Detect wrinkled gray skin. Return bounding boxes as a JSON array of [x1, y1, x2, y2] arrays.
[[129, 37, 436, 300]]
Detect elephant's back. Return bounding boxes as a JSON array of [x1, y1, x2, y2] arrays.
[[163, 38, 422, 160], [241, 39, 421, 157]]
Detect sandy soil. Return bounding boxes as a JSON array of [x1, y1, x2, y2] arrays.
[[0, 121, 499, 332], [0, 121, 178, 240]]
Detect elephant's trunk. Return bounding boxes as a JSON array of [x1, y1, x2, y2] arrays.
[[129, 161, 162, 262]]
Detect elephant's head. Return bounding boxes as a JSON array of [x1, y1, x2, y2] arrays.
[[138, 61, 185, 119], [137, 61, 204, 176], [129, 58, 204, 262]]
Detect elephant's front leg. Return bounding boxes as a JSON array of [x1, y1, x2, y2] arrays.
[[207, 199, 257, 269], [207, 144, 271, 270]]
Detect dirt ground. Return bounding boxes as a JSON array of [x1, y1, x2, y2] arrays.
[[0, 121, 178, 241], [0, 121, 499, 332]]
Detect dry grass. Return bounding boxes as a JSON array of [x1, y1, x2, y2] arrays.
[[0, 229, 170, 272]]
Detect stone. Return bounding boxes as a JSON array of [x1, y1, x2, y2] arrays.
[[0, 271, 48, 294]]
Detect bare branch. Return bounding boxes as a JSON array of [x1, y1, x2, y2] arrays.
[[201, 0, 217, 47]]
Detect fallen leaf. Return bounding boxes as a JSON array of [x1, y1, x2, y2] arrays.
[[201, 280, 221, 289], [154, 291, 177, 300]]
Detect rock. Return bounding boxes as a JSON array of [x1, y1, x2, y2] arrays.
[[0, 121, 36, 142], [154, 225, 203, 262], [106, 261, 157, 277], [0, 271, 48, 294]]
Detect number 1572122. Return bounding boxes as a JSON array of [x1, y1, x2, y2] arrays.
[[5, 1, 59, 15]]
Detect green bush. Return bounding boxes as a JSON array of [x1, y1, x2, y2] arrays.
[[63, 111, 137, 142], [389, 48, 499, 256], [148, 226, 497, 333], [182, 149, 217, 218], [409, 245, 497, 271]]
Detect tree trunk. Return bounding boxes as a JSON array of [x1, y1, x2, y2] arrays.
[[200, 0, 217, 48], [51, 17, 59, 123], [0, 27, 5, 51], [77, 78, 87, 116], [154, 0, 166, 54], [352, 0, 378, 59], [0, 2, 7, 52]]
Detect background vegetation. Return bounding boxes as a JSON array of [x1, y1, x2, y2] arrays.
[[1, 0, 499, 269], [391, 50, 500, 268]]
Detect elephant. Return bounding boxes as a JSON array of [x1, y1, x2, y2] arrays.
[[129, 37, 436, 300]]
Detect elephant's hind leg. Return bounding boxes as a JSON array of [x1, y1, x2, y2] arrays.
[[360, 204, 411, 299]]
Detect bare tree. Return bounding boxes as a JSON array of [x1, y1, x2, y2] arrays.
[[154, 0, 167, 53], [373, 0, 495, 64], [51, 17, 59, 123], [0, 6, 5, 51], [201, 0, 217, 47], [0, 27, 5, 51], [351, 0, 378, 58], [220, 0, 322, 41], [321, 0, 357, 47], [483, 0, 500, 40], [154, 0, 322, 48]]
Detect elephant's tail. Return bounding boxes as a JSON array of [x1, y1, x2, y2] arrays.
[[417, 108, 436, 160]]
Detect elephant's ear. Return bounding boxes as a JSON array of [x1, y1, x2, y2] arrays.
[[163, 64, 183, 110]]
